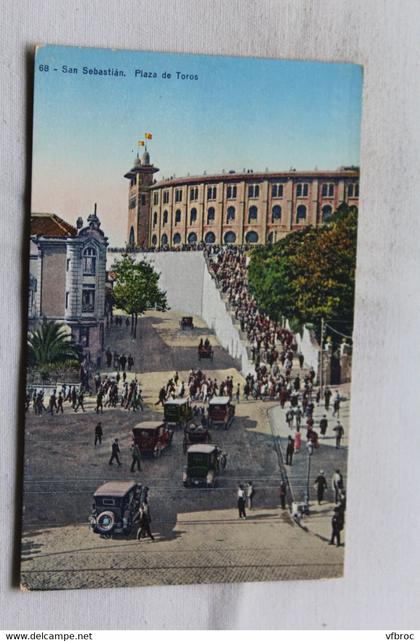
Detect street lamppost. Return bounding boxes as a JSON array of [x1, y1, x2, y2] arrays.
[[304, 441, 314, 515]]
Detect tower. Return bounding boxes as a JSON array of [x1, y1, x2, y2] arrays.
[[124, 149, 159, 248]]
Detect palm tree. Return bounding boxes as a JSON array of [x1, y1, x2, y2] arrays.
[[27, 320, 81, 372]]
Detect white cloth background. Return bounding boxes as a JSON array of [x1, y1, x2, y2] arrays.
[[1, 0, 420, 630]]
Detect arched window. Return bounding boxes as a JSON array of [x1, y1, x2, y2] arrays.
[[163, 210, 168, 225], [248, 205, 258, 223], [190, 208, 197, 224], [173, 233, 181, 245], [322, 205, 333, 223], [187, 232, 197, 244], [227, 206, 235, 222], [272, 205, 281, 222], [175, 209, 181, 224], [207, 207, 215, 224], [296, 205, 307, 223], [161, 233, 168, 245], [151, 234, 157, 246], [224, 231, 236, 244], [82, 246, 96, 275], [204, 231, 216, 244], [128, 226, 135, 247], [153, 212, 158, 226], [245, 231, 259, 244]]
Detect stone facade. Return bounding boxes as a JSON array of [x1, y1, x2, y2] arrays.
[[29, 208, 108, 365], [125, 152, 359, 248]]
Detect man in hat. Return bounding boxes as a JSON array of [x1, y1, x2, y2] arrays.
[[313, 470, 328, 504], [329, 507, 342, 547], [109, 438, 122, 466]]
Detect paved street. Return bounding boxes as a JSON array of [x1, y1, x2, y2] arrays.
[[269, 393, 349, 542], [21, 311, 344, 590]]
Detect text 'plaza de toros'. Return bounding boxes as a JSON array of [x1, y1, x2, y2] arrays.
[[125, 150, 359, 249]]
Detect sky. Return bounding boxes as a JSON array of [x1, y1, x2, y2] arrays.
[[31, 45, 363, 245]]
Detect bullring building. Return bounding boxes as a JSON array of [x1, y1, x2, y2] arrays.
[[125, 150, 359, 248]]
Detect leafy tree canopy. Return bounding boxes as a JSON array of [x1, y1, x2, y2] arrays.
[[248, 203, 358, 339], [111, 255, 168, 337]]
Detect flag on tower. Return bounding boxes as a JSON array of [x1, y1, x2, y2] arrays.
[[145, 132, 153, 140], [137, 140, 145, 146]]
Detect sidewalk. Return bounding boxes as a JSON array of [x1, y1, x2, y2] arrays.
[[268, 387, 350, 544]]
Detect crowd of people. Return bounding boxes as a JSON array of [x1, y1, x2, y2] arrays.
[[205, 246, 317, 400], [104, 347, 135, 371], [156, 368, 239, 407], [26, 372, 145, 416]]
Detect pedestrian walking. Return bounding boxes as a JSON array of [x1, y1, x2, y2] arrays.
[[245, 481, 255, 510], [319, 415, 328, 436], [56, 392, 64, 414], [130, 441, 142, 472], [109, 438, 122, 466], [286, 435, 294, 465], [332, 391, 341, 417], [333, 421, 344, 448], [329, 508, 342, 547], [237, 485, 246, 519], [313, 470, 328, 504], [285, 408, 294, 429], [48, 391, 57, 415], [94, 422, 103, 446], [136, 504, 155, 541], [324, 387, 332, 411], [96, 388, 104, 414], [155, 386, 166, 406], [74, 389, 86, 413], [332, 469, 344, 503]]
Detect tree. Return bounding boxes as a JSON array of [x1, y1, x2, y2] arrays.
[[248, 204, 358, 339], [111, 255, 168, 337], [28, 320, 82, 379], [291, 205, 358, 337]]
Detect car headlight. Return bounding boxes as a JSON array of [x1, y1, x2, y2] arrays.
[[183, 471, 187, 481], [206, 472, 213, 483]]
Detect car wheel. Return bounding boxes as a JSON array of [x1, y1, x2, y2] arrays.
[[96, 511, 115, 534]]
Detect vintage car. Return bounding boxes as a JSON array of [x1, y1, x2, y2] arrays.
[[180, 316, 194, 330], [198, 342, 214, 361], [183, 444, 226, 488], [132, 421, 173, 458], [183, 420, 211, 454], [164, 398, 193, 430], [89, 480, 142, 537], [208, 396, 235, 429]]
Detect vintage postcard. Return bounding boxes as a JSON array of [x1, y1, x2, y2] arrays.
[[22, 45, 362, 590]]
